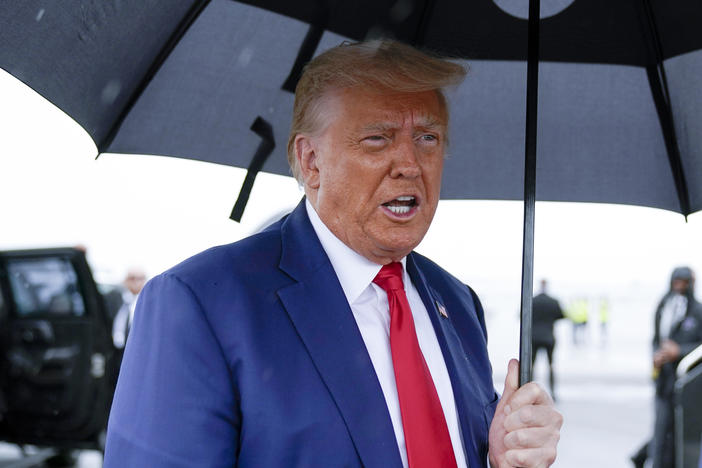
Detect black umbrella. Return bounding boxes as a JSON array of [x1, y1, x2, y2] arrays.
[[2, 0, 701, 383]]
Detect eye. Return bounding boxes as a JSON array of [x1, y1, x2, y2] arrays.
[[416, 133, 440, 145], [361, 135, 390, 150]]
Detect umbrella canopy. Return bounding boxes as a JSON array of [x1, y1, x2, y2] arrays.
[[2, 0, 701, 383], [1, 0, 701, 215]]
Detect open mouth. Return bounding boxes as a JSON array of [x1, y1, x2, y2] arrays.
[[382, 195, 418, 216]]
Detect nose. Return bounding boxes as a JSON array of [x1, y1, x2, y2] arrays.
[[389, 136, 421, 179]]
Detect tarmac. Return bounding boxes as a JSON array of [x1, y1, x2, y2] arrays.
[[486, 293, 656, 468]]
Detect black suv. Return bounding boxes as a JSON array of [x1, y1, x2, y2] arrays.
[[0, 248, 116, 459]]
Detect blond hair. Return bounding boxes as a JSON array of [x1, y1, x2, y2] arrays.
[[287, 39, 467, 182]]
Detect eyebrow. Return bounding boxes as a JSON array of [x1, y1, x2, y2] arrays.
[[417, 116, 445, 130], [359, 116, 445, 133], [359, 122, 400, 133]]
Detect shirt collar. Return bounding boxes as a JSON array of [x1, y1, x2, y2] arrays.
[[122, 289, 137, 304], [305, 199, 407, 304]]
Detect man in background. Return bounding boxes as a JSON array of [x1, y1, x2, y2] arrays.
[[106, 267, 146, 390], [111, 267, 146, 349], [649, 267, 702, 468], [531, 279, 564, 401]]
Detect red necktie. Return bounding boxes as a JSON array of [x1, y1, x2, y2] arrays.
[[373, 262, 457, 468]]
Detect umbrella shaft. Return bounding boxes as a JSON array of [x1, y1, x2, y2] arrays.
[[519, 0, 540, 387]]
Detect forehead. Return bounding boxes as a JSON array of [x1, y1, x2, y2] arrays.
[[324, 87, 447, 128]]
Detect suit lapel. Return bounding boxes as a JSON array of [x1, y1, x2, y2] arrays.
[[277, 202, 403, 468], [406, 254, 486, 468]]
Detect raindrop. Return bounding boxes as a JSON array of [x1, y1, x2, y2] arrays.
[[237, 47, 254, 68], [492, 0, 576, 20], [101, 79, 122, 105], [36, 9, 45, 21], [268, 107, 275, 114]]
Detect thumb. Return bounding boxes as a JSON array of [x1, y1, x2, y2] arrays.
[[497, 358, 520, 413]]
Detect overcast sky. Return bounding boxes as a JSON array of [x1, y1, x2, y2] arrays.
[[2, 69, 701, 315]]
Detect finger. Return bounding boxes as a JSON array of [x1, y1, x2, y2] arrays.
[[505, 446, 558, 468], [497, 358, 520, 415], [505, 381, 553, 413], [504, 425, 561, 450], [504, 404, 563, 433]]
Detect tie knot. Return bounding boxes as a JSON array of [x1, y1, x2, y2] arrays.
[[373, 262, 404, 292]]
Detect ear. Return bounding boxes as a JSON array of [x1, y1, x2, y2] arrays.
[[295, 134, 321, 190]]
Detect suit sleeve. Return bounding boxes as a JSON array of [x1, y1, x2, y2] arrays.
[[467, 285, 489, 340], [104, 273, 240, 467]]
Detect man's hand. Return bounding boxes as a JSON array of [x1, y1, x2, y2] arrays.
[[488, 359, 563, 468], [653, 339, 681, 368]]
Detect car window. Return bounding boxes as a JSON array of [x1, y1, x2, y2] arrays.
[[6, 257, 85, 317]]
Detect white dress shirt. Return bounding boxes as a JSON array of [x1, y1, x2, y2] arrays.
[[659, 293, 687, 340], [112, 290, 138, 349], [306, 200, 468, 468]]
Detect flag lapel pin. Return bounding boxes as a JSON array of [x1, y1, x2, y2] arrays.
[[436, 301, 448, 318]]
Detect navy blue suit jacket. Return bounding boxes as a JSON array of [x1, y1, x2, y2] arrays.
[[104, 200, 498, 467]]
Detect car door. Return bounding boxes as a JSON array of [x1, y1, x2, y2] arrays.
[[0, 248, 114, 448]]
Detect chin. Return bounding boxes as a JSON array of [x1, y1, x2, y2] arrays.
[[378, 238, 420, 259], [366, 224, 427, 257]]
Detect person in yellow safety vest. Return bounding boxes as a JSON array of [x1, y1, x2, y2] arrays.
[[598, 297, 610, 346], [566, 298, 589, 345]]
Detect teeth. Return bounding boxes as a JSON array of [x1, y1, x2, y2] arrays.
[[387, 205, 411, 215], [396, 196, 414, 201]]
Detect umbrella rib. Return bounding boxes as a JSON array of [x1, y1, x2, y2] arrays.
[[641, 0, 671, 104], [641, 0, 691, 217], [98, 0, 212, 154], [281, 2, 328, 93], [645, 67, 691, 218], [281, 24, 325, 93]]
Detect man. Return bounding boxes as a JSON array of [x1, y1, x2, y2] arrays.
[[106, 267, 146, 390], [105, 40, 562, 467], [112, 267, 147, 349], [649, 267, 702, 468], [531, 279, 564, 400], [567, 297, 589, 345]]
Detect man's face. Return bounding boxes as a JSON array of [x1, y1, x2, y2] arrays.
[[298, 87, 446, 264], [672, 278, 690, 294], [125, 270, 146, 295]]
